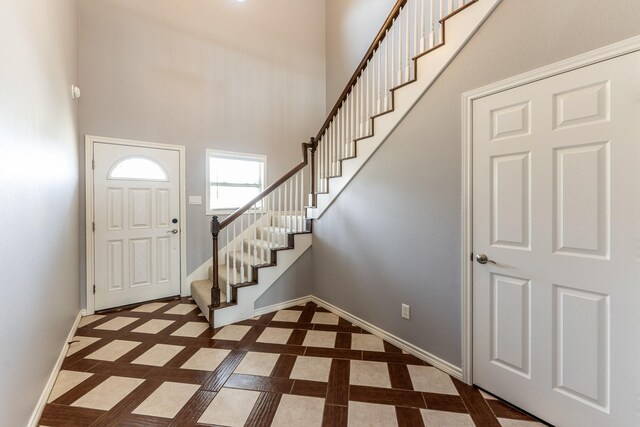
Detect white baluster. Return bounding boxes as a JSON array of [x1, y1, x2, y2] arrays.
[[365, 65, 369, 135], [390, 18, 396, 88], [232, 221, 237, 284], [224, 224, 231, 302], [277, 186, 282, 246], [294, 173, 299, 233], [327, 124, 332, 179], [288, 178, 293, 234], [300, 168, 305, 230], [240, 215, 244, 283], [413, 0, 418, 58], [341, 100, 346, 162], [333, 119, 337, 175], [353, 81, 358, 150], [261, 197, 265, 262], [347, 89, 352, 156], [418, 0, 427, 54], [253, 202, 258, 268], [405, 4, 411, 81], [429, 0, 435, 48], [262, 193, 273, 263], [283, 180, 288, 241], [363, 69, 369, 135], [323, 134, 328, 188], [384, 31, 389, 110], [397, 11, 403, 84], [337, 110, 341, 172]]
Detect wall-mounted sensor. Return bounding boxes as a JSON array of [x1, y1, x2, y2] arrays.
[[71, 85, 81, 99]]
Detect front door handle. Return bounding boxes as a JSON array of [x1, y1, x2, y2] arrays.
[[167, 229, 179, 235], [476, 253, 496, 265]]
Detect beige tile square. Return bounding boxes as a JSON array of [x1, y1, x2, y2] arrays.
[[72, 376, 144, 411], [133, 381, 200, 419], [132, 319, 174, 334], [348, 401, 398, 427], [256, 327, 293, 344], [421, 409, 475, 426], [311, 312, 339, 325], [272, 310, 301, 323], [290, 356, 332, 382], [350, 360, 391, 388], [498, 419, 546, 427], [271, 394, 324, 427], [86, 340, 141, 361], [408, 365, 458, 395], [47, 370, 93, 403], [181, 348, 230, 371], [171, 321, 209, 337], [198, 387, 260, 426], [165, 304, 198, 315], [214, 325, 252, 341], [94, 316, 137, 331], [131, 302, 168, 313], [350, 334, 385, 352], [302, 330, 336, 348], [234, 352, 280, 377], [78, 315, 105, 328], [132, 344, 184, 367], [66, 336, 101, 356]]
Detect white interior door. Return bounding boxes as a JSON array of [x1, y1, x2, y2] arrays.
[[472, 52, 639, 426], [93, 143, 182, 310]]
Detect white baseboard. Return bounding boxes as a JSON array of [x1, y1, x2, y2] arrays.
[[254, 294, 462, 380], [254, 295, 313, 316], [28, 310, 83, 427]]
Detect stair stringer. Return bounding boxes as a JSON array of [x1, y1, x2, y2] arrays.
[[308, 0, 501, 219], [211, 232, 312, 328]]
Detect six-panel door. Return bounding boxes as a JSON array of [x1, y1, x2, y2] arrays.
[[472, 52, 639, 426]]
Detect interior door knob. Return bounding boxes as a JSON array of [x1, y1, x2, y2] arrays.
[[476, 253, 496, 265], [167, 229, 178, 235]]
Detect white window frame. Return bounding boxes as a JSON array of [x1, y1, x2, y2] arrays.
[[205, 149, 267, 215]]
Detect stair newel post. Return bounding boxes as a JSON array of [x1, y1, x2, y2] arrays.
[[309, 137, 317, 207], [210, 216, 221, 308]]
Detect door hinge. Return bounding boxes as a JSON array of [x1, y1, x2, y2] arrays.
[[92, 159, 95, 169], [92, 222, 95, 232], [93, 284, 96, 294]]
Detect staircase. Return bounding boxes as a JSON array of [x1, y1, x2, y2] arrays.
[[191, 0, 501, 328]]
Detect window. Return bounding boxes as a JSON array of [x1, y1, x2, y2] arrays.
[[206, 150, 266, 213], [108, 156, 168, 181]]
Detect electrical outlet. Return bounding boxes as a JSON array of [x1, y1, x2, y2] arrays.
[[401, 304, 410, 320]]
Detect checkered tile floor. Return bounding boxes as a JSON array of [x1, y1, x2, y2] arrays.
[[40, 298, 544, 426]]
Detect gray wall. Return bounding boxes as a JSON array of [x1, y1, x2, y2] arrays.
[[78, 0, 326, 305], [0, 0, 80, 424], [325, 0, 396, 111], [315, 0, 640, 367], [255, 249, 314, 309]]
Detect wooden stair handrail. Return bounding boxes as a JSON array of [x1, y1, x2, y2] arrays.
[[219, 0, 406, 228], [219, 140, 314, 230], [315, 0, 407, 143]]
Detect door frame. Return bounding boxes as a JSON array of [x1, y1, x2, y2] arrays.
[[460, 35, 640, 385], [85, 135, 187, 315]]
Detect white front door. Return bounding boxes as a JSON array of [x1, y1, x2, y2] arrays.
[[93, 142, 182, 310], [472, 52, 639, 426]]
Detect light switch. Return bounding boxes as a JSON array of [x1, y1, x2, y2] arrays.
[[188, 196, 202, 205]]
